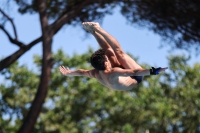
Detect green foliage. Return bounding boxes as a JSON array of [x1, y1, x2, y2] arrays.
[[0, 62, 39, 133], [120, 0, 200, 53], [14, 0, 118, 23], [1, 49, 200, 133]]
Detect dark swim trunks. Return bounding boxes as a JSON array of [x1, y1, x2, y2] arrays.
[[130, 76, 143, 84]]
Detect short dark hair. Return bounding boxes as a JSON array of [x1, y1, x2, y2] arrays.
[[90, 49, 107, 70]]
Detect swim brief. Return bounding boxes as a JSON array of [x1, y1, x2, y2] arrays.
[[130, 76, 143, 84]]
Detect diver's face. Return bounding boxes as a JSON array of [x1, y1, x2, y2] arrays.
[[104, 55, 112, 69]]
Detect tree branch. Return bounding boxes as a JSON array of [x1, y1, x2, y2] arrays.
[[0, 8, 18, 40], [0, 0, 93, 72], [0, 36, 42, 71], [50, 0, 92, 35], [0, 25, 25, 48]]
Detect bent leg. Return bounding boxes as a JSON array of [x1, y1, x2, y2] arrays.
[[83, 22, 121, 67], [93, 32, 121, 67], [93, 31, 111, 51], [84, 22, 143, 70]]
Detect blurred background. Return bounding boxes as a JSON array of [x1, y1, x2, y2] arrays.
[[0, 0, 200, 133]]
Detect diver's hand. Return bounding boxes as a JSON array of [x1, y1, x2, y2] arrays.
[[59, 66, 71, 76]]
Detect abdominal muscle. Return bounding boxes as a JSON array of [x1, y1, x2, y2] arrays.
[[96, 72, 137, 91], [112, 76, 137, 91]]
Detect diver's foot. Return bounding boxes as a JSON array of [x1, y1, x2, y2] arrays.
[[82, 22, 100, 33]]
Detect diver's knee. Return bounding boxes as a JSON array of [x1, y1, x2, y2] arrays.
[[115, 48, 125, 57], [105, 48, 115, 56]]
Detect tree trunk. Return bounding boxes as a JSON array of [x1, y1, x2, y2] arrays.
[[17, 0, 53, 132]]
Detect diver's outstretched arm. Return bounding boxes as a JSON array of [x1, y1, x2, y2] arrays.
[[59, 66, 96, 78]]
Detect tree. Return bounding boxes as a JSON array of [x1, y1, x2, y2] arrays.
[[0, 0, 119, 132], [1, 49, 200, 133], [120, 0, 200, 53], [1, 0, 200, 132]]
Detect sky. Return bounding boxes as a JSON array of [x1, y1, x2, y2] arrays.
[[1, 2, 200, 77], [1, 1, 200, 126]]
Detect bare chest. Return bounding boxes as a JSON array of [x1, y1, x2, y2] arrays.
[[97, 72, 137, 91]]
